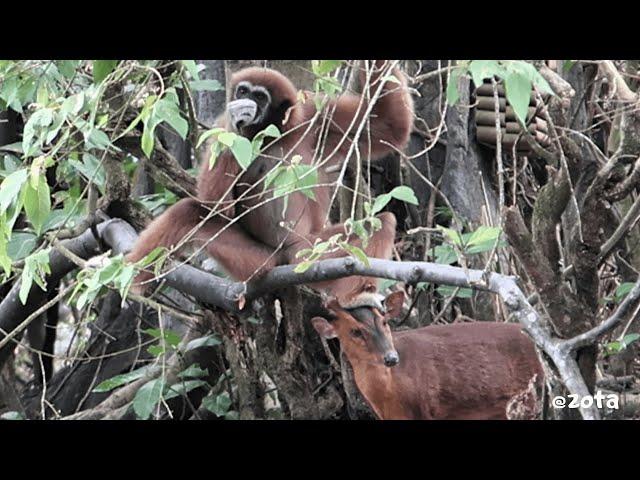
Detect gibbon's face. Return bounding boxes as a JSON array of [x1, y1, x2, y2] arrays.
[[227, 80, 272, 131]]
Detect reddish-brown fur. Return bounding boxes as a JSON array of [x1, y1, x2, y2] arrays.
[[127, 61, 414, 305], [312, 293, 545, 420]]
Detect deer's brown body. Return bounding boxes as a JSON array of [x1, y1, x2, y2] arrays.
[[312, 294, 544, 420], [350, 322, 543, 420]]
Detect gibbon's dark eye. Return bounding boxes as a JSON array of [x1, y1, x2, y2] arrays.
[[236, 85, 249, 98], [382, 321, 388, 327], [253, 90, 268, 102], [350, 329, 364, 339]]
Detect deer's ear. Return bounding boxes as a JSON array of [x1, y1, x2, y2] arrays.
[[311, 317, 337, 339], [324, 297, 342, 314], [384, 290, 406, 319]]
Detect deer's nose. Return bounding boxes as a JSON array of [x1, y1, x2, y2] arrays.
[[384, 351, 399, 367]]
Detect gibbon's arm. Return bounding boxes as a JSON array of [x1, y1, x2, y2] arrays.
[[196, 141, 241, 218], [327, 60, 414, 161]]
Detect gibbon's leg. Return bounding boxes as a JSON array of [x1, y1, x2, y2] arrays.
[[127, 198, 284, 289], [127, 198, 208, 289], [197, 220, 283, 282], [285, 212, 397, 306]]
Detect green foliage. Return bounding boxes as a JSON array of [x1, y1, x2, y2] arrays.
[[614, 282, 635, 303], [18, 248, 51, 304], [604, 333, 640, 356], [428, 225, 505, 298], [435, 225, 505, 263], [264, 155, 318, 216], [202, 391, 237, 419], [446, 60, 553, 124], [293, 233, 369, 274], [178, 364, 209, 379], [197, 124, 281, 171], [294, 186, 419, 274], [189, 79, 223, 92], [93, 60, 119, 83], [92, 366, 151, 393], [22, 173, 51, 236], [145, 327, 182, 357], [69, 254, 136, 310], [165, 380, 208, 401], [133, 378, 165, 420], [185, 334, 221, 351], [0, 411, 24, 420], [138, 191, 178, 216], [311, 60, 344, 110], [139, 88, 188, 157]]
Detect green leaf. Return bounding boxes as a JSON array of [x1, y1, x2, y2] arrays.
[[85, 128, 111, 151], [22, 107, 54, 156], [196, 127, 225, 149], [181, 60, 200, 80], [439, 226, 463, 246], [504, 61, 554, 96], [437, 285, 473, 298], [92, 366, 150, 393], [388, 186, 419, 206], [615, 282, 635, 303], [466, 226, 502, 248], [133, 378, 165, 420], [341, 242, 370, 267], [468, 60, 502, 87], [68, 154, 106, 191], [0, 169, 28, 212], [504, 72, 532, 125], [433, 244, 458, 265], [0, 411, 24, 420], [314, 60, 343, 76], [22, 176, 51, 236], [18, 250, 51, 305], [230, 136, 254, 169], [294, 260, 314, 273], [185, 335, 221, 351], [371, 193, 392, 215], [141, 126, 154, 157], [621, 333, 640, 349], [155, 95, 188, 140], [93, 60, 118, 83], [147, 345, 165, 357], [465, 239, 507, 255], [189, 79, 223, 92], [218, 131, 236, 147], [137, 246, 168, 269], [178, 364, 209, 379], [261, 124, 281, 138], [6, 232, 37, 261], [446, 68, 463, 106], [202, 391, 232, 417], [433, 245, 458, 265], [165, 380, 208, 400], [57, 60, 80, 79]]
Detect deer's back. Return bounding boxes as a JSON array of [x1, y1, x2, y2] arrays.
[[391, 322, 543, 419]]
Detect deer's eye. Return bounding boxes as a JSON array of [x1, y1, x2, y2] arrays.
[[350, 329, 364, 339]]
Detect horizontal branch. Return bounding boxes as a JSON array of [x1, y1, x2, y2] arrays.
[[4, 218, 628, 420], [0, 219, 137, 367]]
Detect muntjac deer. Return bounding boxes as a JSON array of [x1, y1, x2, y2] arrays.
[[311, 291, 544, 420]]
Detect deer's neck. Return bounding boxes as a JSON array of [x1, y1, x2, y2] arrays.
[[342, 353, 412, 420]]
